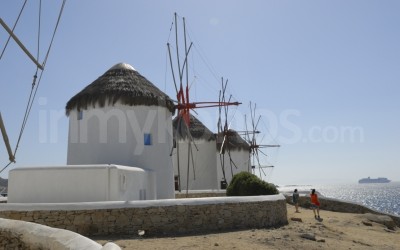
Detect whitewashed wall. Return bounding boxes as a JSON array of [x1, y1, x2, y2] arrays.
[[216, 149, 250, 188], [172, 139, 218, 190], [67, 103, 174, 199], [8, 165, 156, 203]]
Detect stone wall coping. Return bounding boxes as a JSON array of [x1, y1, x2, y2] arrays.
[[12, 164, 145, 172], [0, 218, 120, 250], [175, 190, 226, 194], [1, 194, 285, 211]]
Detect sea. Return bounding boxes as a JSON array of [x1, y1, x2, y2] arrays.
[[278, 182, 400, 216]]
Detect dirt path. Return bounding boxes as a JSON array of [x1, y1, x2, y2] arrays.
[[93, 204, 400, 249]]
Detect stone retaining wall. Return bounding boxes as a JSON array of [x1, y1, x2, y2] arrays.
[[285, 195, 400, 226], [0, 195, 287, 237]]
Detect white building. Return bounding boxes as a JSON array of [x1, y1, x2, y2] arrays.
[[8, 165, 156, 203], [216, 129, 251, 188], [65, 63, 176, 199], [172, 115, 251, 191], [172, 114, 218, 191], [8, 63, 176, 202]]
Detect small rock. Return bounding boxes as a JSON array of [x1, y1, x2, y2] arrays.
[[360, 213, 396, 230], [317, 239, 326, 243], [384, 228, 396, 233], [328, 219, 339, 223], [214, 243, 219, 246], [362, 221, 373, 227], [352, 240, 371, 246], [300, 233, 316, 241], [291, 217, 303, 222]]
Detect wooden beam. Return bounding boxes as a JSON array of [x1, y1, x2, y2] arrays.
[[0, 112, 15, 163], [0, 18, 44, 70]]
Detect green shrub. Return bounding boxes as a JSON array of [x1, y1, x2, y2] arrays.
[[226, 172, 278, 196]]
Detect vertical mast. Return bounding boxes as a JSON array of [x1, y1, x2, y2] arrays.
[[183, 17, 189, 106], [174, 13, 182, 87]]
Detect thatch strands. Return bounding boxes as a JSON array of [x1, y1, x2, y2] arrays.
[[173, 114, 216, 141], [216, 129, 250, 152], [65, 63, 175, 115]]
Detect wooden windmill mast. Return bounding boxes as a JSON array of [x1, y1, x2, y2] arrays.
[[245, 102, 280, 178], [0, 112, 15, 163], [167, 13, 241, 193], [0, 1, 66, 173], [217, 78, 242, 184]]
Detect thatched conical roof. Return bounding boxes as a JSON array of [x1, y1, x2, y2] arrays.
[[173, 114, 216, 141], [66, 63, 175, 115], [216, 129, 250, 151]]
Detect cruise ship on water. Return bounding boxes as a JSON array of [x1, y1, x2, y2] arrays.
[[358, 177, 391, 184]]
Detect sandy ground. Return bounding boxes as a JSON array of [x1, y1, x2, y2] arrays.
[[93, 204, 400, 250]]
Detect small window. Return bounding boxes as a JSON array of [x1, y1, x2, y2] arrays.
[[174, 175, 180, 191], [77, 111, 83, 120], [144, 133, 152, 146], [220, 180, 227, 189]]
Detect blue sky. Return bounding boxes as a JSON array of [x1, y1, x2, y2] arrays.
[[1, 0, 399, 185]]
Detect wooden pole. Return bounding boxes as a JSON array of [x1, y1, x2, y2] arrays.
[[0, 112, 15, 162], [0, 18, 43, 70]]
